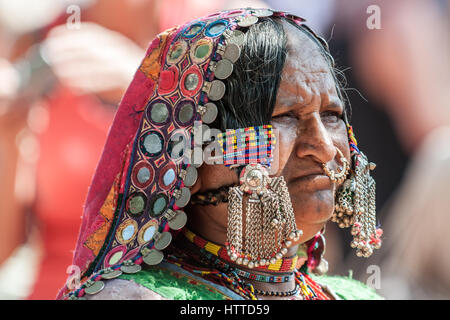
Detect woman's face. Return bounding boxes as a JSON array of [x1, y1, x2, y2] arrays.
[[270, 20, 351, 240], [190, 21, 350, 244]]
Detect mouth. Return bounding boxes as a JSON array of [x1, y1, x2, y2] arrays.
[[288, 173, 332, 190]]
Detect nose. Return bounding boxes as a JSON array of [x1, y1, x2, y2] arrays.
[[295, 114, 336, 164]]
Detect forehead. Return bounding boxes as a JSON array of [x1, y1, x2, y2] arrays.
[[276, 21, 340, 109]]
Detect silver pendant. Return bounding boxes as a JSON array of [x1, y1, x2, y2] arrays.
[[142, 248, 164, 266], [199, 102, 218, 124], [120, 261, 142, 274], [168, 210, 187, 230], [214, 59, 234, 79], [225, 30, 245, 46], [182, 165, 198, 187], [154, 231, 173, 250], [237, 15, 258, 27], [250, 9, 273, 17], [84, 280, 105, 295], [221, 43, 241, 63], [204, 80, 226, 101], [101, 268, 123, 280], [174, 187, 191, 207]]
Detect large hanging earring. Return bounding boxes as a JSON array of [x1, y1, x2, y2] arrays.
[[305, 227, 328, 275], [331, 126, 382, 258], [226, 163, 303, 268]]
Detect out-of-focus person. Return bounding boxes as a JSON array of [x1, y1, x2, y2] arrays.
[[332, 0, 450, 299], [0, 0, 157, 300]]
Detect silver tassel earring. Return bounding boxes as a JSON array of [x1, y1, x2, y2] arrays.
[[226, 163, 302, 268], [331, 151, 382, 257]]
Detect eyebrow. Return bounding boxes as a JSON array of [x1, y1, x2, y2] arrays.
[[272, 99, 344, 116]]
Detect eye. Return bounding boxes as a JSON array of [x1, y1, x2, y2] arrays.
[[321, 111, 343, 122], [272, 111, 298, 121]]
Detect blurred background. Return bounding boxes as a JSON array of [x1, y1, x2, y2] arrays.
[[0, 0, 448, 300]]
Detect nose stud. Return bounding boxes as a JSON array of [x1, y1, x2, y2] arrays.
[[322, 148, 349, 184]]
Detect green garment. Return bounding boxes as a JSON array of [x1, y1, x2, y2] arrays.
[[118, 262, 383, 300], [311, 274, 383, 300]]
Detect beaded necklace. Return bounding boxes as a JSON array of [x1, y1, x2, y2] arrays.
[[170, 229, 331, 300]]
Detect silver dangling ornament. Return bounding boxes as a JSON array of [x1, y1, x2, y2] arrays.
[[226, 163, 302, 268], [330, 150, 382, 258]]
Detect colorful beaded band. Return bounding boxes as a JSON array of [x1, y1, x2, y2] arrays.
[[295, 271, 330, 300], [217, 125, 276, 167], [191, 244, 294, 283], [183, 229, 298, 273], [347, 124, 360, 154]]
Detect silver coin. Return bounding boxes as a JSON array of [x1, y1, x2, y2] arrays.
[[183, 165, 198, 187], [154, 231, 172, 250], [222, 43, 241, 63], [84, 280, 105, 295], [237, 15, 258, 28], [214, 59, 234, 80], [143, 249, 164, 266], [251, 9, 273, 17], [207, 80, 225, 101], [168, 210, 187, 230], [201, 102, 218, 124], [120, 263, 142, 274], [101, 269, 123, 280], [227, 30, 245, 46], [175, 187, 191, 207]]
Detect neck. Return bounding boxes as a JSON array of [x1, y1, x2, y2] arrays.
[[179, 228, 301, 300]]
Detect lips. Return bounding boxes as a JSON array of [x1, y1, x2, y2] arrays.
[[290, 166, 327, 182], [287, 166, 333, 190]]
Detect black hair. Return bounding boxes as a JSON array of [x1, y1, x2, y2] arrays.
[[213, 17, 349, 131]]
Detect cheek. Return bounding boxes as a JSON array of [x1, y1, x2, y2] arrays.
[[332, 121, 351, 163], [271, 122, 298, 175]]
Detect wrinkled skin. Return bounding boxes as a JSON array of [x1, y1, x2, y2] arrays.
[[187, 20, 351, 299]]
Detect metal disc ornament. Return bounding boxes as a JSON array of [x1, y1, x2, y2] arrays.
[[237, 15, 258, 27], [84, 280, 105, 295], [200, 102, 218, 124], [168, 210, 187, 230], [222, 43, 241, 63], [214, 59, 233, 79], [226, 30, 245, 46], [182, 165, 198, 187], [120, 262, 142, 274], [154, 231, 172, 250], [251, 9, 273, 17], [101, 268, 123, 280], [175, 187, 191, 207], [143, 249, 164, 266], [206, 80, 225, 101]]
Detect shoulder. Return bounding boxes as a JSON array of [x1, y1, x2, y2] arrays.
[[312, 274, 384, 300], [85, 278, 167, 300]]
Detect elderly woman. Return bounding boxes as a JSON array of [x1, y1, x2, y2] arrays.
[[57, 8, 382, 300]]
